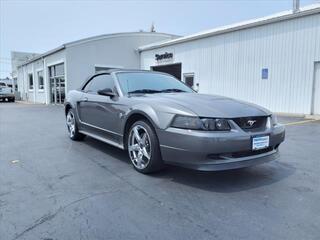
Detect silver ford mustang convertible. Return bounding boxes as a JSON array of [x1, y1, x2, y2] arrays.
[[64, 69, 285, 173]]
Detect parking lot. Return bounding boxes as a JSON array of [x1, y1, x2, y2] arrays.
[[0, 102, 319, 240]]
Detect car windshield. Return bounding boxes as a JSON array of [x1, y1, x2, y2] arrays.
[[116, 72, 194, 95]]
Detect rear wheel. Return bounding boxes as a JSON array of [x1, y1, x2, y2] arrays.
[[128, 120, 164, 173], [66, 108, 86, 141]]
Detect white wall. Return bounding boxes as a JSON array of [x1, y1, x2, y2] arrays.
[[17, 63, 35, 102], [140, 14, 320, 114], [65, 33, 177, 91]]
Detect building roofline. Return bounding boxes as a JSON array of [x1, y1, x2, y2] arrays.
[[17, 45, 65, 68], [138, 3, 320, 52], [64, 32, 179, 47], [17, 32, 179, 68]]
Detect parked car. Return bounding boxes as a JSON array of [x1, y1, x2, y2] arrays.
[[0, 82, 15, 102], [64, 69, 285, 173]]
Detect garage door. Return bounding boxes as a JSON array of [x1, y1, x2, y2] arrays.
[[152, 63, 182, 80]]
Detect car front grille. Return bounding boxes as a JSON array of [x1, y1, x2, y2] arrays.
[[233, 116, 268, 132], [208, 147, 274, 160], [228, 147, 273, 158]]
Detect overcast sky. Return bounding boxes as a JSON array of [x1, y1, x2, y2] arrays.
[[0, 0, 318, 78]]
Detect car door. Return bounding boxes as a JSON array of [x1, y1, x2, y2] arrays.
[[78, 74, 122, 143]]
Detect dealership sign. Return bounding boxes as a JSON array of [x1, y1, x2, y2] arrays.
[[155, 52, 173, 64]]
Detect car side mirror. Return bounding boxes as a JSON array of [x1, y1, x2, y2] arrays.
[[97, 88, 116, 97]]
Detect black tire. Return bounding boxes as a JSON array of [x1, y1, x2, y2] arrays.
[[66, 108, 86, 141], [10, 97, 15, 102], [127, 120, 164, 174]]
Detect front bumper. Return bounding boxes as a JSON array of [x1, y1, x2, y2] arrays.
[[156, 124, 285, 171]]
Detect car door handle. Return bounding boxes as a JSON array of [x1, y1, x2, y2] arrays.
[[82, 97, 88, 102]]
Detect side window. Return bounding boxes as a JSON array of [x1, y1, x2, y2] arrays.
[[84, 74, 115, 93], [28, 74, 34, 90]]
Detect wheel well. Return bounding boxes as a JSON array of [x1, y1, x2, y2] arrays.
[[65, 104, 72, 116], [123, 113, 153, 149]]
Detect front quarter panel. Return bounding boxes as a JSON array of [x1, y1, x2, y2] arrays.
[[65, 90, 83, 115], [122, 99, 197, 133], [122, 104, 168, 130]]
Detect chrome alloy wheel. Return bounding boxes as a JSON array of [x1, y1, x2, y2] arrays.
[[128, 125, 152, 169], [66, 111, 76, 138]]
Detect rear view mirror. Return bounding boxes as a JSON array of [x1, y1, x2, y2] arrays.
[[97, 88, 116, 97]]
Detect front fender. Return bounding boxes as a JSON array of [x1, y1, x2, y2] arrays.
[[122, 104, 175, 132]]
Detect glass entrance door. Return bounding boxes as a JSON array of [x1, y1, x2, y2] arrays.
[[56, 77, 65, 104], [50, 77, 65, 104], [49, 63, 65, 104]]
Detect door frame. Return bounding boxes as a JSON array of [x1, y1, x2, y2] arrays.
[[311, 61, 320, 115]]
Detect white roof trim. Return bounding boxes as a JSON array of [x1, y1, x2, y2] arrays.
[[139, 3, 320, 52], [18, 32, 179, 68], [65, 32, 179, 47]]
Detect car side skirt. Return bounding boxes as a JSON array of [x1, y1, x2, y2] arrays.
[[79, 130, 124, 149]]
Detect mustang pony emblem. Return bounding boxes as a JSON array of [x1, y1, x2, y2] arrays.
[[247, 120, 257, 127], [247, 120, 257, 126]]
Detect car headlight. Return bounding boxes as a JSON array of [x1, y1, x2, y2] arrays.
[[171, 115, 231, 131]]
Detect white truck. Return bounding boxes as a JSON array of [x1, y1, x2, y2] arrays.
[[0, 82, 15, 102]]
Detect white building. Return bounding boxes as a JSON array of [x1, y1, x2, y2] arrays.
[[139, 4, 320, 115], [16, 32, 177, 104], [16, 4, 320, 115]]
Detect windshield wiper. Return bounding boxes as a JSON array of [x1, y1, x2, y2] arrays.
[[160, 88, 187, 93], [128, 88, 187, 94], [128, 89, 161, 94]]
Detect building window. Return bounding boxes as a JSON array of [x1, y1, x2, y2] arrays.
[[184, 73, 194, 88], [28, 74, 34, 90], [54, 63, 65, 76], [37, 70, 44, 90]]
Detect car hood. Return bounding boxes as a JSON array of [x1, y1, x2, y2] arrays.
[[136, 93, 271, 118]]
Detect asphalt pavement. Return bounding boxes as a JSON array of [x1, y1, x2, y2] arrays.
[[0, 102, 319, 240]]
